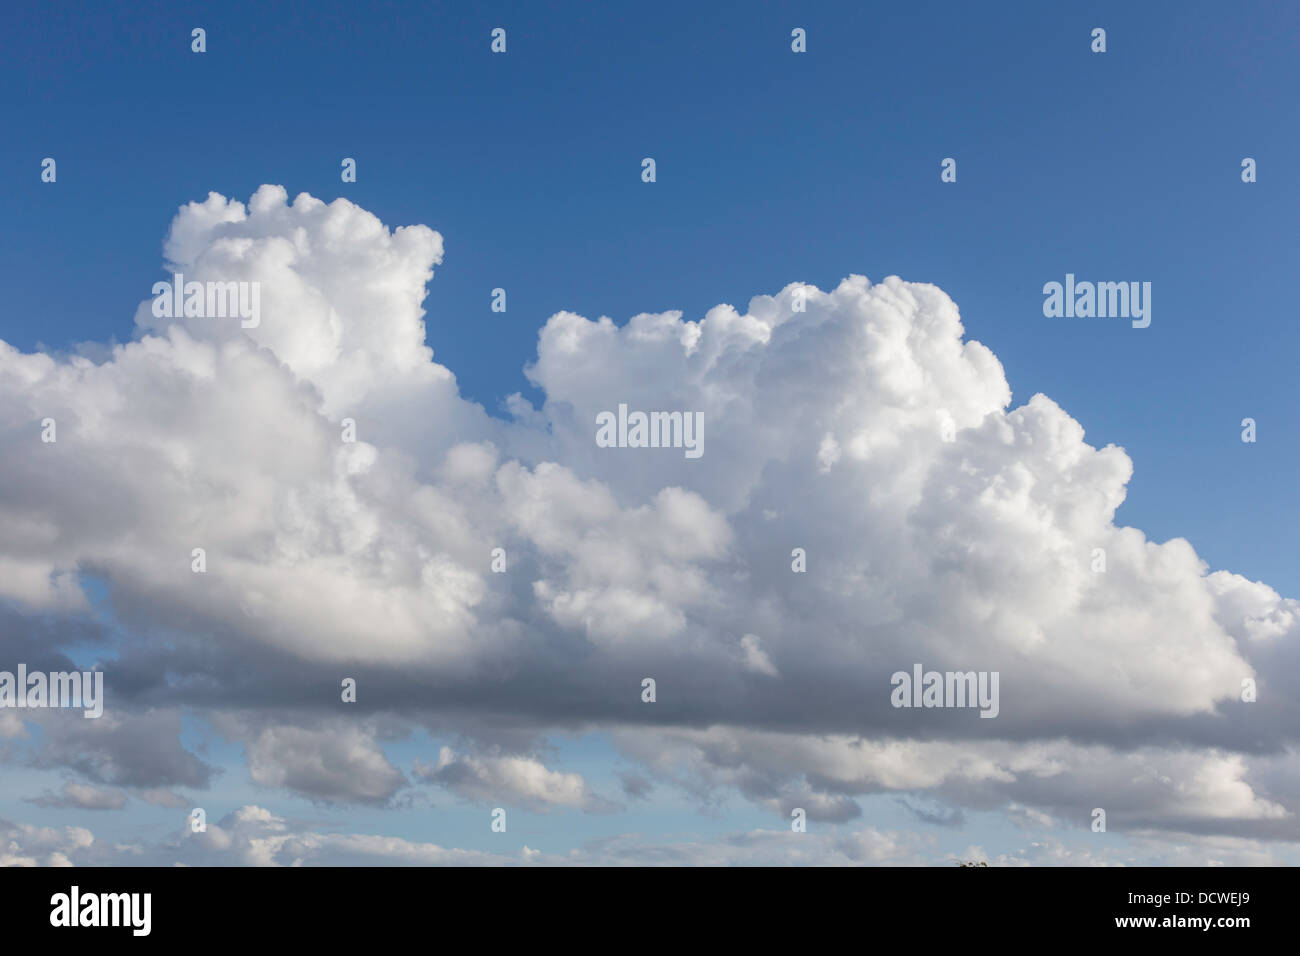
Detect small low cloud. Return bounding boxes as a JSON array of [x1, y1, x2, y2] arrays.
[[27, 782, 127, 811], [416, 747, 619, 813]]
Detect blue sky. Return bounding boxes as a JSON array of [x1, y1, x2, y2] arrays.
[[1, 0, 1297, 866]]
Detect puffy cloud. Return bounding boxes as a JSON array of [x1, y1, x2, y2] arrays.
[[612, 728, 1295, 836], [0, 186, 1296, 853], [415, 746, 617, 812], [18, 709, 214, 790], [138, 186, 449, 416], [739, 634, 779, 677], [0, 819, 93, 867], [26, 781, 127, 811], [225, 717, 407, 806]]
